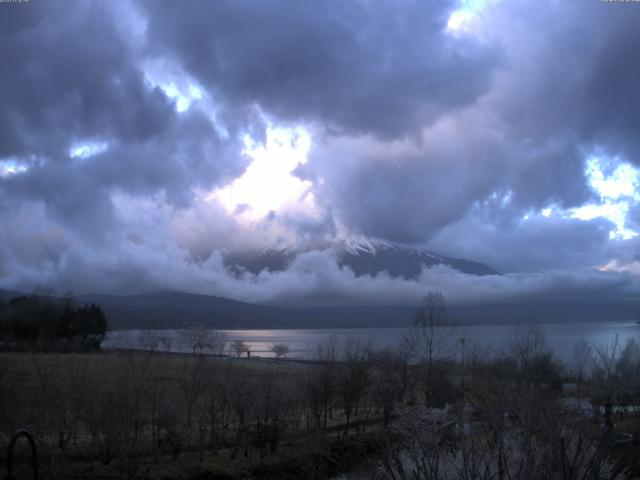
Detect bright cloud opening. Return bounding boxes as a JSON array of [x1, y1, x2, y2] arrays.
[[570, 155, 639, 239], [585, 156, 639, 200], [0, 158, 28, 177], [159, 82, 203, 112], [211, 125, 316, 222], [143, 60, 204, 113], [528, 156, 640, 239], [446, 0, 496, 32]]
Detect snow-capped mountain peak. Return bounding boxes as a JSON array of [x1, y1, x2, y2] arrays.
[[224, 238, 499, 278]]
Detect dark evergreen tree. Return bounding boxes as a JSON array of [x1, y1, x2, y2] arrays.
[[0, 295, 108, 351]]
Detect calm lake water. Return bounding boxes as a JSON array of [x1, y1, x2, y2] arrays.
[[104, 321, 640, 366]]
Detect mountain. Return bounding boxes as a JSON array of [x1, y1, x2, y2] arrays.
[[224, 238, 499, 278], [337, 238, 499, 277], [75, 291, 419, 329], [2, 289, 637, 330], [77, 291, 286, 330]]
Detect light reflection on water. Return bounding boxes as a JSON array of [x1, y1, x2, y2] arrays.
[[104, 321, 640, 365]]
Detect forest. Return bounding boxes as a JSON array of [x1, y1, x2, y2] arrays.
[[0, 295, 107, 352]]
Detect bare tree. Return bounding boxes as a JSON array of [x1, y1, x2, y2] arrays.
[[158, 333, 173, 353], [371, 349, 407, 427], [228, 372, 253, 459], [593, 334, 620, 379], [251, 368, 295, 457], [371, 345, 627, 480], [207, 330, 228, 356], [144, 357, 171, 460], [337, 337, 373, 434], [179, 326, 215, 355], [413, 291, 455, 406], [299, 366, 325, 431], [177, 355, 208, 428], [270, 343, 290, 360], [571, 338, 593, 387], [137, 330, 160, 353], [197, 361, 233, 456], [299, 336, 339, 432], [373, 407, 452, 480], [507, 324, 562, 393], [509, 323, 548, 367], [82, 352, 152, 477], [595, 337, 640, 408], [30, 351, 90, 477], [231, 339, 249, 358], [615, 337, 640, 378]]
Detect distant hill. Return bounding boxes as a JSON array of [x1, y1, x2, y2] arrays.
[[77, 292, 419, 330], [0, 289, 30, 301], [77, 291, 287, 330], [63, 292, 640, 330], [224, 238, 499, 278], [2, 289, 637, 330]]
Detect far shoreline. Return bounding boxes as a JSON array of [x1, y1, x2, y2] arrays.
[[105, 317, 639, 332]]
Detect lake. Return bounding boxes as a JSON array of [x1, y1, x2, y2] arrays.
[[103, 320, 640, 366]]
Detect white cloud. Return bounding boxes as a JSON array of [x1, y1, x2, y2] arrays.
[[585, 156, 639, 201], [157, 82, 203, 113], [569, 155, 639, 239], [143, 58, 205, 113], [211, 123, 320, 222], [0, 158, 28, 177], [446, 0, 498, 33], [531, 155, 640, 239], [69, 141, 109, 160]]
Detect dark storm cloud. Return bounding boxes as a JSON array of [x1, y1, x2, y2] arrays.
[[83, 108, 246, 208], [426, 210, 616, 273], [0, 1, 172, 159], [296, 0, 640, 250], [483, 0, 640, 149], [305, 131, 502, 243], [0, 0, 248, 238], [472, 0, 640, 230], [140, 0, 500, 138], [0, 0, 639, 303], [2, 163, 115, 237], [303, 113, 589, 246], [502, 1, 640, 163]]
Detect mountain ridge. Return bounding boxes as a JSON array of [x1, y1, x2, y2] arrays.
[[224, 239, 499, 278]]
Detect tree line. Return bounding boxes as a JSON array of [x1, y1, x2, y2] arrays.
[[0, 294, 107, 351]]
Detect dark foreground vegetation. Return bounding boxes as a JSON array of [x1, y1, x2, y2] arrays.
[[0, 294, 107, 352], [2, 292, 640, 479]]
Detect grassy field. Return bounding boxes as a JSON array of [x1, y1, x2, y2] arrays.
[[0, 350, 383, 479], [4, 333, 640, 479], [1, 350, 308, 390]]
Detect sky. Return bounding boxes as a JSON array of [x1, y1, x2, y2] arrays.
[[1, 0, 640, 307]]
